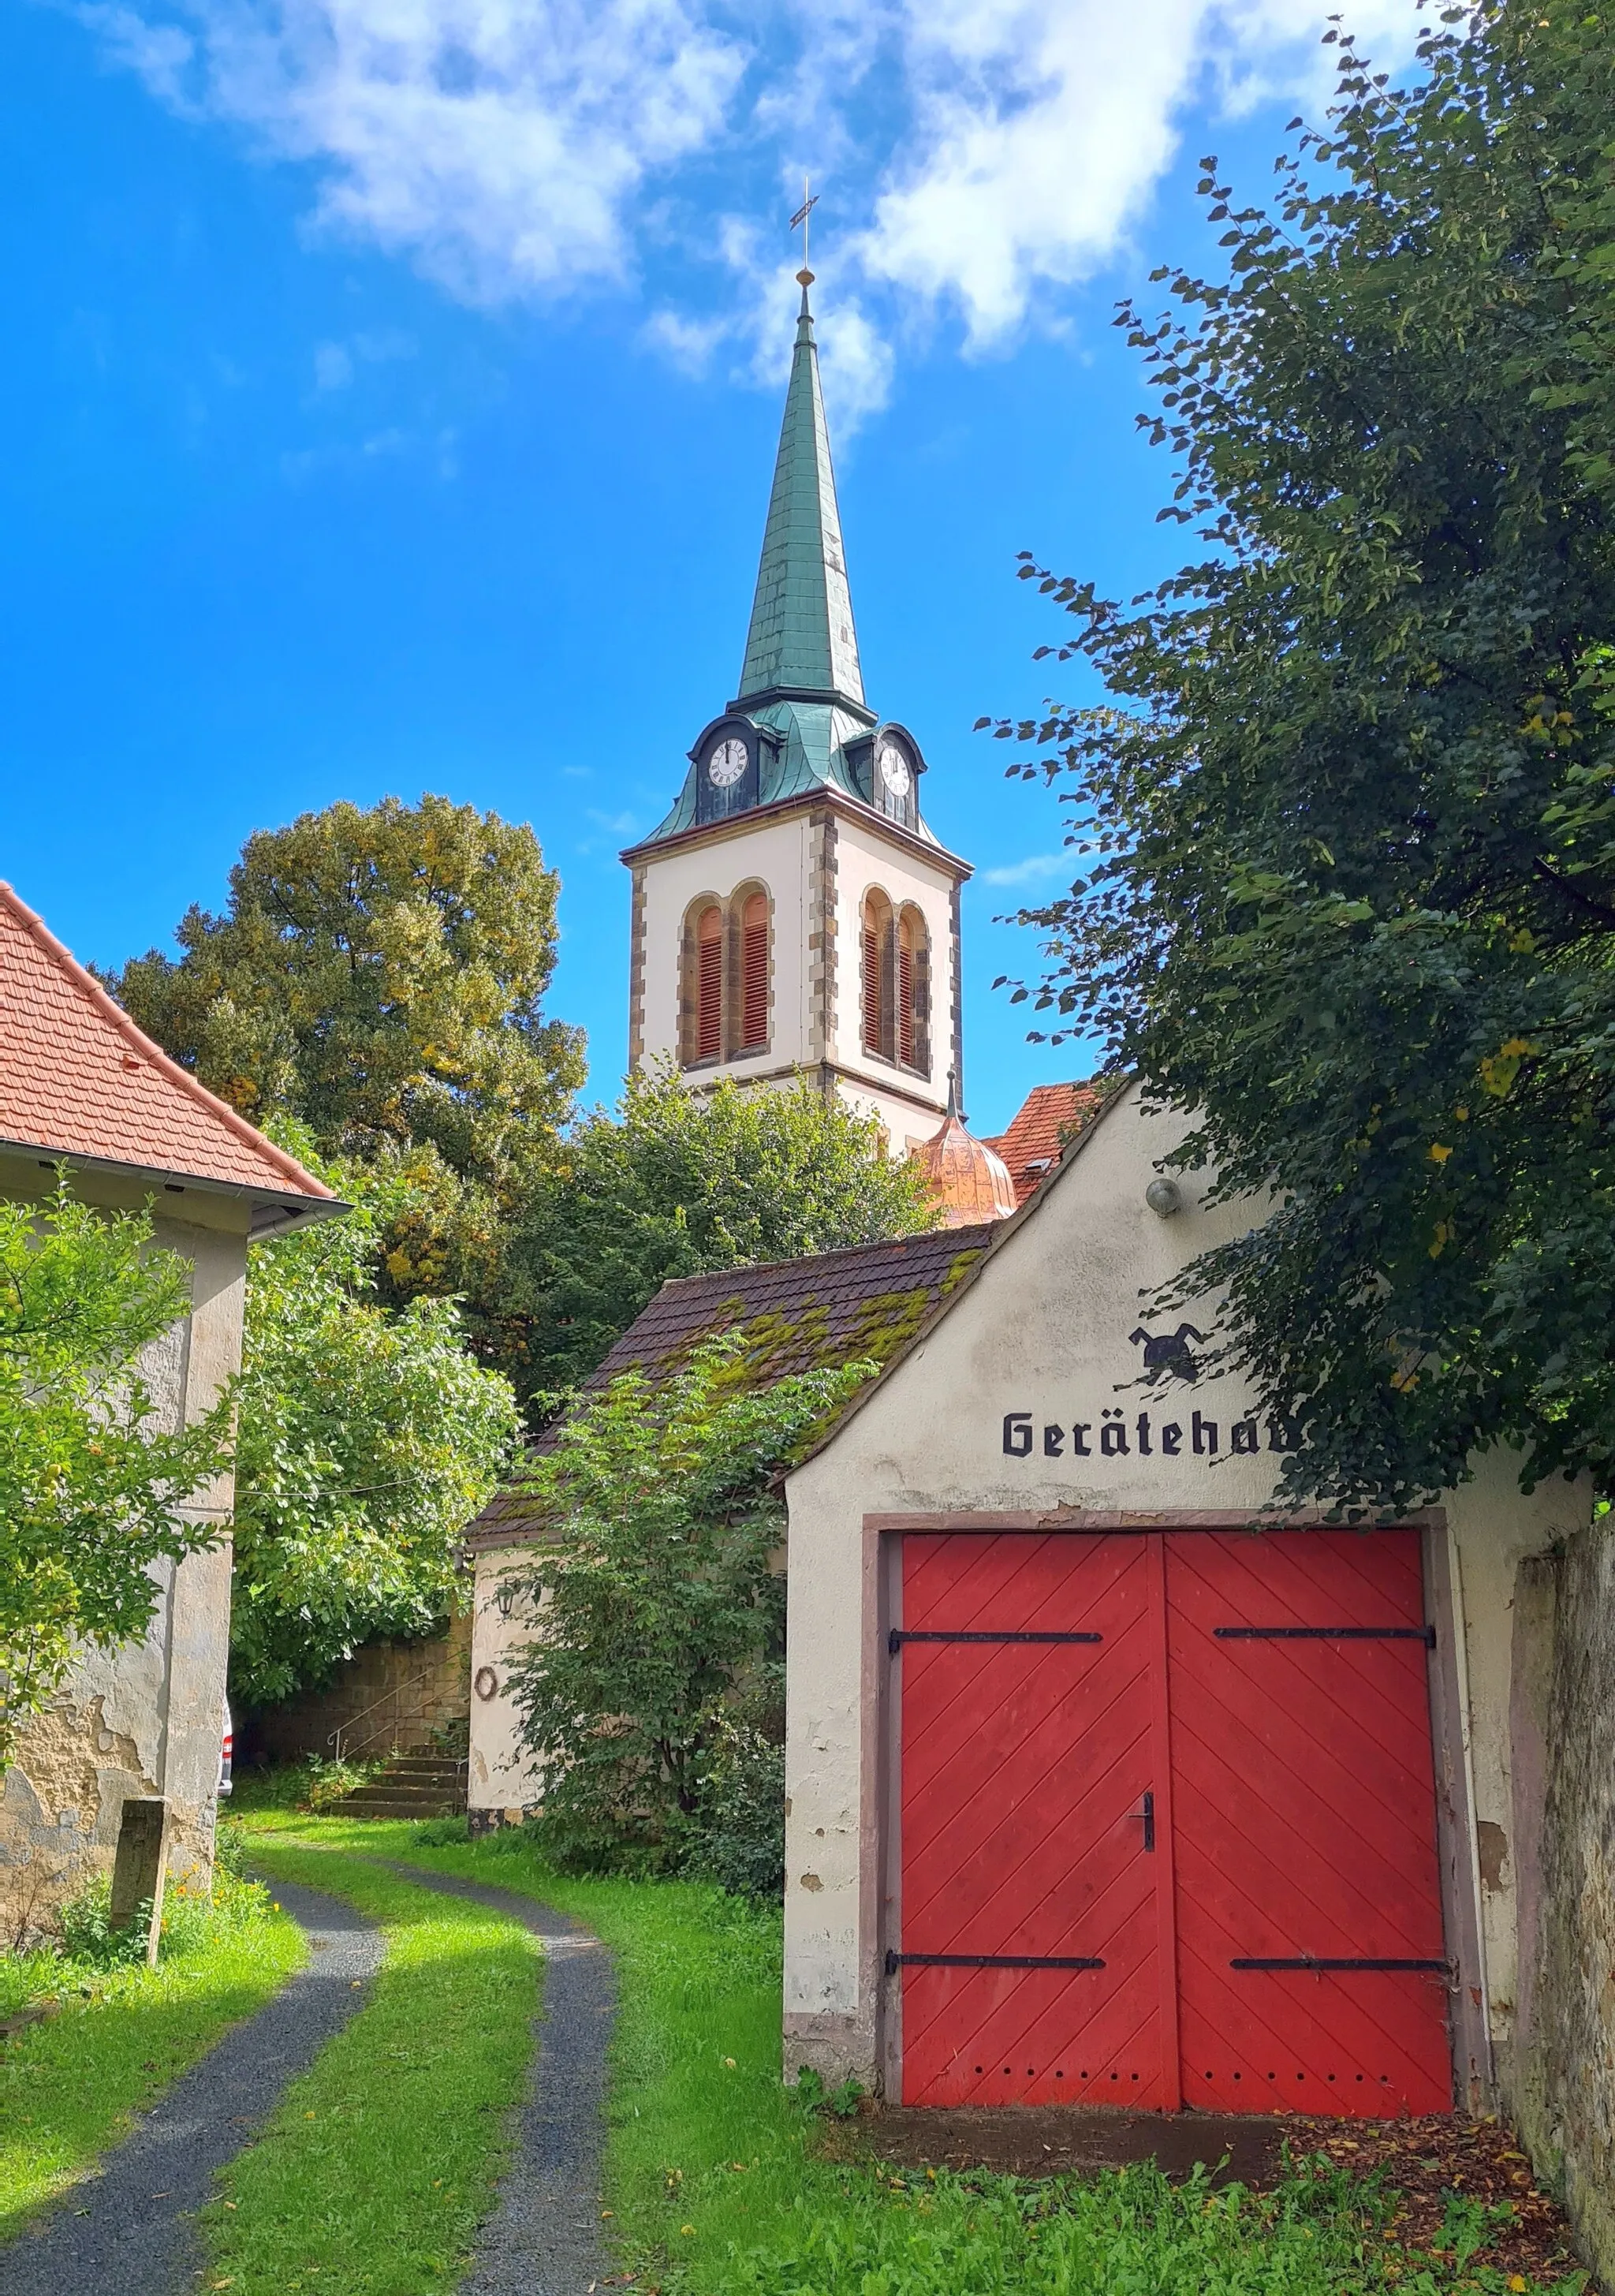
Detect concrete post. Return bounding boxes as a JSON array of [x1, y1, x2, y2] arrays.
[[110, 1796, 169, 1967]]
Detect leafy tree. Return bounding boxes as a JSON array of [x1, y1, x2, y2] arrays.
[[0, 1187, 230, 1764], [110, 795, 587, 1319], [230, 1134, 520, 1708], [503, 1337, 871, 1870], [994, 1, 1615, 1510], [500, 1064, 936, 1403]]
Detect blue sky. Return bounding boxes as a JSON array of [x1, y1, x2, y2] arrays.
[[1, 0, 1418, 1136]]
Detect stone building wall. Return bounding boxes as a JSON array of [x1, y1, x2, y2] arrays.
[[1510, 1518, 1615, 2289], [244, 1610, 472, 1768], [0, 1200, 245, 1945]]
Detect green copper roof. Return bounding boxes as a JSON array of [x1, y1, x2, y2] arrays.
[[734, 287, 864, 710], [630, 283, 958, 858]]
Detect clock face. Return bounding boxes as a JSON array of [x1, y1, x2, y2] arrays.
[[878, 737, 912, 797], [708, 737, 748, 789]]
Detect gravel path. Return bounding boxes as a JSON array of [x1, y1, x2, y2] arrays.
[[376, 1862, 616, 2296], [0, 1877, 382, 2296]]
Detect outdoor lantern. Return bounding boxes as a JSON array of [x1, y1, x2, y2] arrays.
[[493, 1579, 517, 1621]]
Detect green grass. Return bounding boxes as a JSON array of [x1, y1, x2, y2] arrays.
[[235, 1816, 1586, 2296], [201, 1833, 541, 2296], [239, 1810, 793, 2284], [0, 1869, 304, 2241]]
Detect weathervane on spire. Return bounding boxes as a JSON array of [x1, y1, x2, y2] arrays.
[[789, 177, 819, 289]]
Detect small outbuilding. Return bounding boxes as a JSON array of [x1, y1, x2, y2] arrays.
[[781, 1080, 1597, 2163], [464, 1222, 1002, 1829], [0, 883, 337, 1931]]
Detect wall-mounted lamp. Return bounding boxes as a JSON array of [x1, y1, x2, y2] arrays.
[[1145, 1177, 1183, 1218], [493, 1580, 517, 1621]]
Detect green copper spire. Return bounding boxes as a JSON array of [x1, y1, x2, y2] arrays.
[[734, 282, 866, 711]]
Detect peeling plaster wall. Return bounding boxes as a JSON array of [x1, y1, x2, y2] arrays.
[[781, 1082, 1589, 2096], [467, 1548, 547, 1826], [1511, 1519, 1615, 2287], [0, 1186, 248, 1939]]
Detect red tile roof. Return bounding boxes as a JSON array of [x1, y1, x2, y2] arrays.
[[983, 1081, 1106, 1207], [469, 1222, 1001, 1547], [0, 882, 334, 1221]]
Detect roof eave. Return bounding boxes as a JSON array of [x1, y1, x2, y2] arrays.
[[0, 881, 338, 1208], [729, 684, 876, 725], [0, 1136, 349, 1238], [621, 786, 973, 881]]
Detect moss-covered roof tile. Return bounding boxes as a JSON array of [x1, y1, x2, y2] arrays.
[[468, 1223, 999, 1544]]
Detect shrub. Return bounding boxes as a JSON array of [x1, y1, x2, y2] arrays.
[[53, 1861, 275, 1969], [230, 1753, 384, 1813], [412, 1816, 471, 1847], [687, 1711, 785, 1899], [56, 1876, 151, 1969], [505, 1335, 870, 1872]]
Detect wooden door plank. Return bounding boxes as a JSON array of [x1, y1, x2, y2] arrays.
[[1147, 1532, 1184, 2111], [1165, 1529, 1451, 2118], [897, 1531, 1161, 2106]]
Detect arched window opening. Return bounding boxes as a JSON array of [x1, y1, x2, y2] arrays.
[[739, 890, 770, 1052], [862, 890, 894, 1061], [897, 905, 929, 1075], [696, 902, 723, 1062]]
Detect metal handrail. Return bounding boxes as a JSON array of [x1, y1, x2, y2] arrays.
[[328, 1663, 442, 1764]]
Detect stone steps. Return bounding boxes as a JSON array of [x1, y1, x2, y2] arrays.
[[333, 1743, 468, 1821]]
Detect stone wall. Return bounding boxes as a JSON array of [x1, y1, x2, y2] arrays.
[[244, 1611, 472, 1768], [1510, 1518, 1615, 2288], [0, 1200, 246, 1946]]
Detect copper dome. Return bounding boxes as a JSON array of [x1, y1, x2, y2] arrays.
[[912, 1092, 1018, 1227]]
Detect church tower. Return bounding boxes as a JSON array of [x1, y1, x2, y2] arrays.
[[621, 278, 972, 1152]]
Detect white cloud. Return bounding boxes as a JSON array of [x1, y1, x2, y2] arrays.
[[82, 0, 1425, 373], [89, 0, 746, 302], [858, 0, 1423, 345], [80, 2, 196, 106], [313, 340, 353, 391], [311, 327, 417, 392], [982, 852, 1074, 888], [643, 219, 898, 428], [642, 306, 728, 378], [859, 0, 1197, 344], [815, 298, 896, 432]]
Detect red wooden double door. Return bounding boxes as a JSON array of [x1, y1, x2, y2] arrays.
[[895, 1529, 1452, 2114]]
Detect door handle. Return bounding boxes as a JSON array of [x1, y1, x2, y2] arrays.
[[1138, 1790, 1155, 1852]]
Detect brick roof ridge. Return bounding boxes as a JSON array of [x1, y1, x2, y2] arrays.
[[981, 1079, 1106, 1206], [983, 1077, 1101, 1142], [0, 880, 334, 1204]]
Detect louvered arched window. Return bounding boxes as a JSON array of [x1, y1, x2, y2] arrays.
[[694, 902, 722, 1062], [681, 888, 770, 1069], [862, 890, 894, 1059], [738, 890, 770, 1051], [897, 905, 929, 1075], [860, 892, 930, 1075]]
